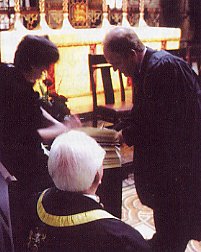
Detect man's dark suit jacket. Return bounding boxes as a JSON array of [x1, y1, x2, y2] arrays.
[[121, 47, 201, 242]]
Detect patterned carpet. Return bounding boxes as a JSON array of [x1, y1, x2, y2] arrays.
[[121, 173, 201, 252]]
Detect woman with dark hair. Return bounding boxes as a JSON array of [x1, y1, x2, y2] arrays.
[[14, 35, 59, 73], [0, 35, 81, 251]]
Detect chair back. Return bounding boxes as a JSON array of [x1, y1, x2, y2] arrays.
[[166, 48, 187, 61], [187, 45, 201, 76], [88, 54, 125, 111], [166, 46, 201, 76]]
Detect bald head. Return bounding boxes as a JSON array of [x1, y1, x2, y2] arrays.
[[103, 27, 145, 78], [103, 26, 145, 57]]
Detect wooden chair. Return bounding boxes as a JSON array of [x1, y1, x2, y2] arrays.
[[166, 46, 201, 77], [88, 54, 133, 127], [165, 47, 188, 61], [186, 45, 201, 76]]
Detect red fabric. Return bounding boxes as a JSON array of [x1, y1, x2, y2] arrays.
[[47, 64, 55, 93]]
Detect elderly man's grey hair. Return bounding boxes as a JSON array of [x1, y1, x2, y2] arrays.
[[48, 130, 106, 192]]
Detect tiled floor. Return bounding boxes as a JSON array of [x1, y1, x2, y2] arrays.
[[122, 174, 201, 252]]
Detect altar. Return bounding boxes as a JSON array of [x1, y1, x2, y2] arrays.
[[0, 0, 181, 98]]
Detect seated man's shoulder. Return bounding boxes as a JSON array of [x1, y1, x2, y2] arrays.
[[95, 218, 151, 251]]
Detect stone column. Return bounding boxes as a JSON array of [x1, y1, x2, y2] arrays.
[[61, 0, 73, 30], [14, 0, 26, 30], [102, 0, 110, 27], [39, 0, 50, 30], [138, 0, 147, 27], [122, 0, 130, 27]]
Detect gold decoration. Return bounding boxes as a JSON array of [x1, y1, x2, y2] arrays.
[[73, 3, 86, 23], [39, 0, 45, 13], [14, 0, 20, 13], [63, 0, 68, 13], [122, 0, 127, 13], [37, 189, 118, 227], [23, 14, 39, 29], [102, 0, 108, 13], [139, 0, 144, 15]]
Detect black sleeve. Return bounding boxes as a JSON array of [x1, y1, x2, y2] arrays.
[[122, 57, 197, 147]]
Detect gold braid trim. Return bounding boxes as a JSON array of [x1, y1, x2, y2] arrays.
[[37, 189, 118, 227]]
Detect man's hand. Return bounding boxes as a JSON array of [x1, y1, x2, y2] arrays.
[[114, 130, 124, 144], [39, 108, 82, 142]]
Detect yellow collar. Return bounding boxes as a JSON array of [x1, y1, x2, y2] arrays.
[[37, 189, 118, 227]]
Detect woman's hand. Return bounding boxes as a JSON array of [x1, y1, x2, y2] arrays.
[[63, 115, 82, 130]]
